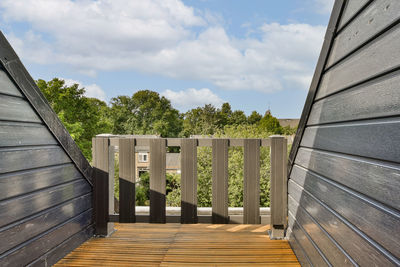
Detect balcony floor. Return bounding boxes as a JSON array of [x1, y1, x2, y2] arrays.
[[55, 223, 299, 266]]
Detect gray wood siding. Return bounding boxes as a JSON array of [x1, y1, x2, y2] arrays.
[[0, 59, 93, 265], [288, 0, 400, 266]]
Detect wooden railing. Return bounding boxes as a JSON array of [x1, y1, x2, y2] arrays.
[[92, 136, 288, 239]]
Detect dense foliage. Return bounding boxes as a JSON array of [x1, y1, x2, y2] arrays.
[[38, 78, 297, 207]]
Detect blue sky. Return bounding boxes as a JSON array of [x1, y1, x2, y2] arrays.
[[0, 0, 333, 118]]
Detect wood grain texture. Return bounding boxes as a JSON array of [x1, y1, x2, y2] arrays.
[[0, 122, 57, 147], [0, 67, 22, 97], [0, 179, 91, 229], [288, 179, 398, 266], [338, 0, 371, 29], [288, 234, 311, 267], [317, 23, 400, 100], [0, 209, 92, 267], [55, 223, 300, 266], [308, 69, 400, 125], [0, 94, 41, 122], [288, 196, 355, 266], [149, 138, 166, 223], [290, 164, 400, 259], [301, 117, 400, 163], [288, 215, 329, 267], [0, 145, 71, 174], [119, 138, 136, 223], [0, 163, 82, 201], [295, 147, 400, 210], [243, 139, 260, 224], [328, 0, 399, 67], [212, 139, 229, 224], [0, 193, 91, 255], [180, 139, 198, 224]]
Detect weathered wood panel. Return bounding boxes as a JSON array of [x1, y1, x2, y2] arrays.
[[212, 139, 229, 224], [119, 138, 135, 223], [288, 180, 398, 266], [0, 193, 91, 255], [295, 147, 400, 210], [0, 68, 22, 97], [0, 122, 58, 147], [288, 234, 311, 267], [338, 0, 371, 29], [0, 179, 91, 229], [328, 0, 400, 67], [308, 70, 400, 125], [0, 146, 71, 174], [28, 225, 94, 267], [317, 24, 400, 100], [0, 163, 82, 201], [288, 196, 355, 266], [0, 209, 92, 267], [288, 215, 329, 267], [180, 139, 198, 224], [243, 139, 260, 224], [0, 94, 41, 122], [291, 164, 400, 258], [150, 138, 166, 223], [301, 118, 400, 163]]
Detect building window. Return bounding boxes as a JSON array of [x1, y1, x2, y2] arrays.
[[138, 152, 148, 163]]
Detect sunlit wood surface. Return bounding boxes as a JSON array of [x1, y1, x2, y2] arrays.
[[56, 223, 299, 266]]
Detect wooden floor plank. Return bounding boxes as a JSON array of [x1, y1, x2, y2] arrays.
[[55, 223, 299, 266]]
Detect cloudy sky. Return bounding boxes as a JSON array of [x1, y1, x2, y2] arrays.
[[0, 0, 334, 118]]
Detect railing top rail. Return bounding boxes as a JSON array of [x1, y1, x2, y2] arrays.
[[104, 137, 275, 147]]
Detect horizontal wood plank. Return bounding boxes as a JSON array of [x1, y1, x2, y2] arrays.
[[0, 179, 91, 229], [0, 94, 41, 123], [338, 0, 370, 30], [328, 0, 400, 67], [317, 23, 400, 100], [0, 193, 91, 255], [0, 122, 57, 147], [308, 70, 400, 125], [56, 223, 299, 266], [288, 179, 398, 266], [301, 118, 400, 163], [295, 147, 400, 210], [0, 68, 22, 97], [0, 146, 71, 174]]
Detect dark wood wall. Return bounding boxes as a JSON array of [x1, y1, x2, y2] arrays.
[[0, 57, 93, 265], [288, 0, 400, 266]]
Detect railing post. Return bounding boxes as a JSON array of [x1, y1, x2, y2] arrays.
[[181, 138, 198, 224], [109, 143, 115, 215], [119, 138, 136, 223], [212, 139, 229, 224], [150, 138, 166, 223], [92, 137, 114, 236], [243, 139, 261, 224], [269, 135, 287, 239]]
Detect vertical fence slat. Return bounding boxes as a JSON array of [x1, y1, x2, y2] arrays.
[[243, 139, 260, 224], [92, 137, 114, 236], [212, 139, 229, 223], [181, 139, 198, 224], [119, 138, 136, 223], [150, 138, 166, 223], [270, 135, 287, 238], [109, 145, 115, 215]]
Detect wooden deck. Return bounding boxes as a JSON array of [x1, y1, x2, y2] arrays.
[[56, 223, 299, 266]]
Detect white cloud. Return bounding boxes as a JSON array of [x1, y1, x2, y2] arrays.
[[62, 78, 107, 101], [313, 0, 334, 14], [0, 0, 327, 93], [161, 88, 224, 111]]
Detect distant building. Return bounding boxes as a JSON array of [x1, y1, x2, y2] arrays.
[[278, 118, 299, 128]]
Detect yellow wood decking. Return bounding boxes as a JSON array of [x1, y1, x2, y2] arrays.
[[56, 223, 299, 266]]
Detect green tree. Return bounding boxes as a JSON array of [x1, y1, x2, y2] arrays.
[[181, 104, 219, 136], [37, 78, 112, 160], [110, 90, 182, 137], [248, 111, 262, 125], [230, 110, 247, 125], [259, 111, 283, 134]]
